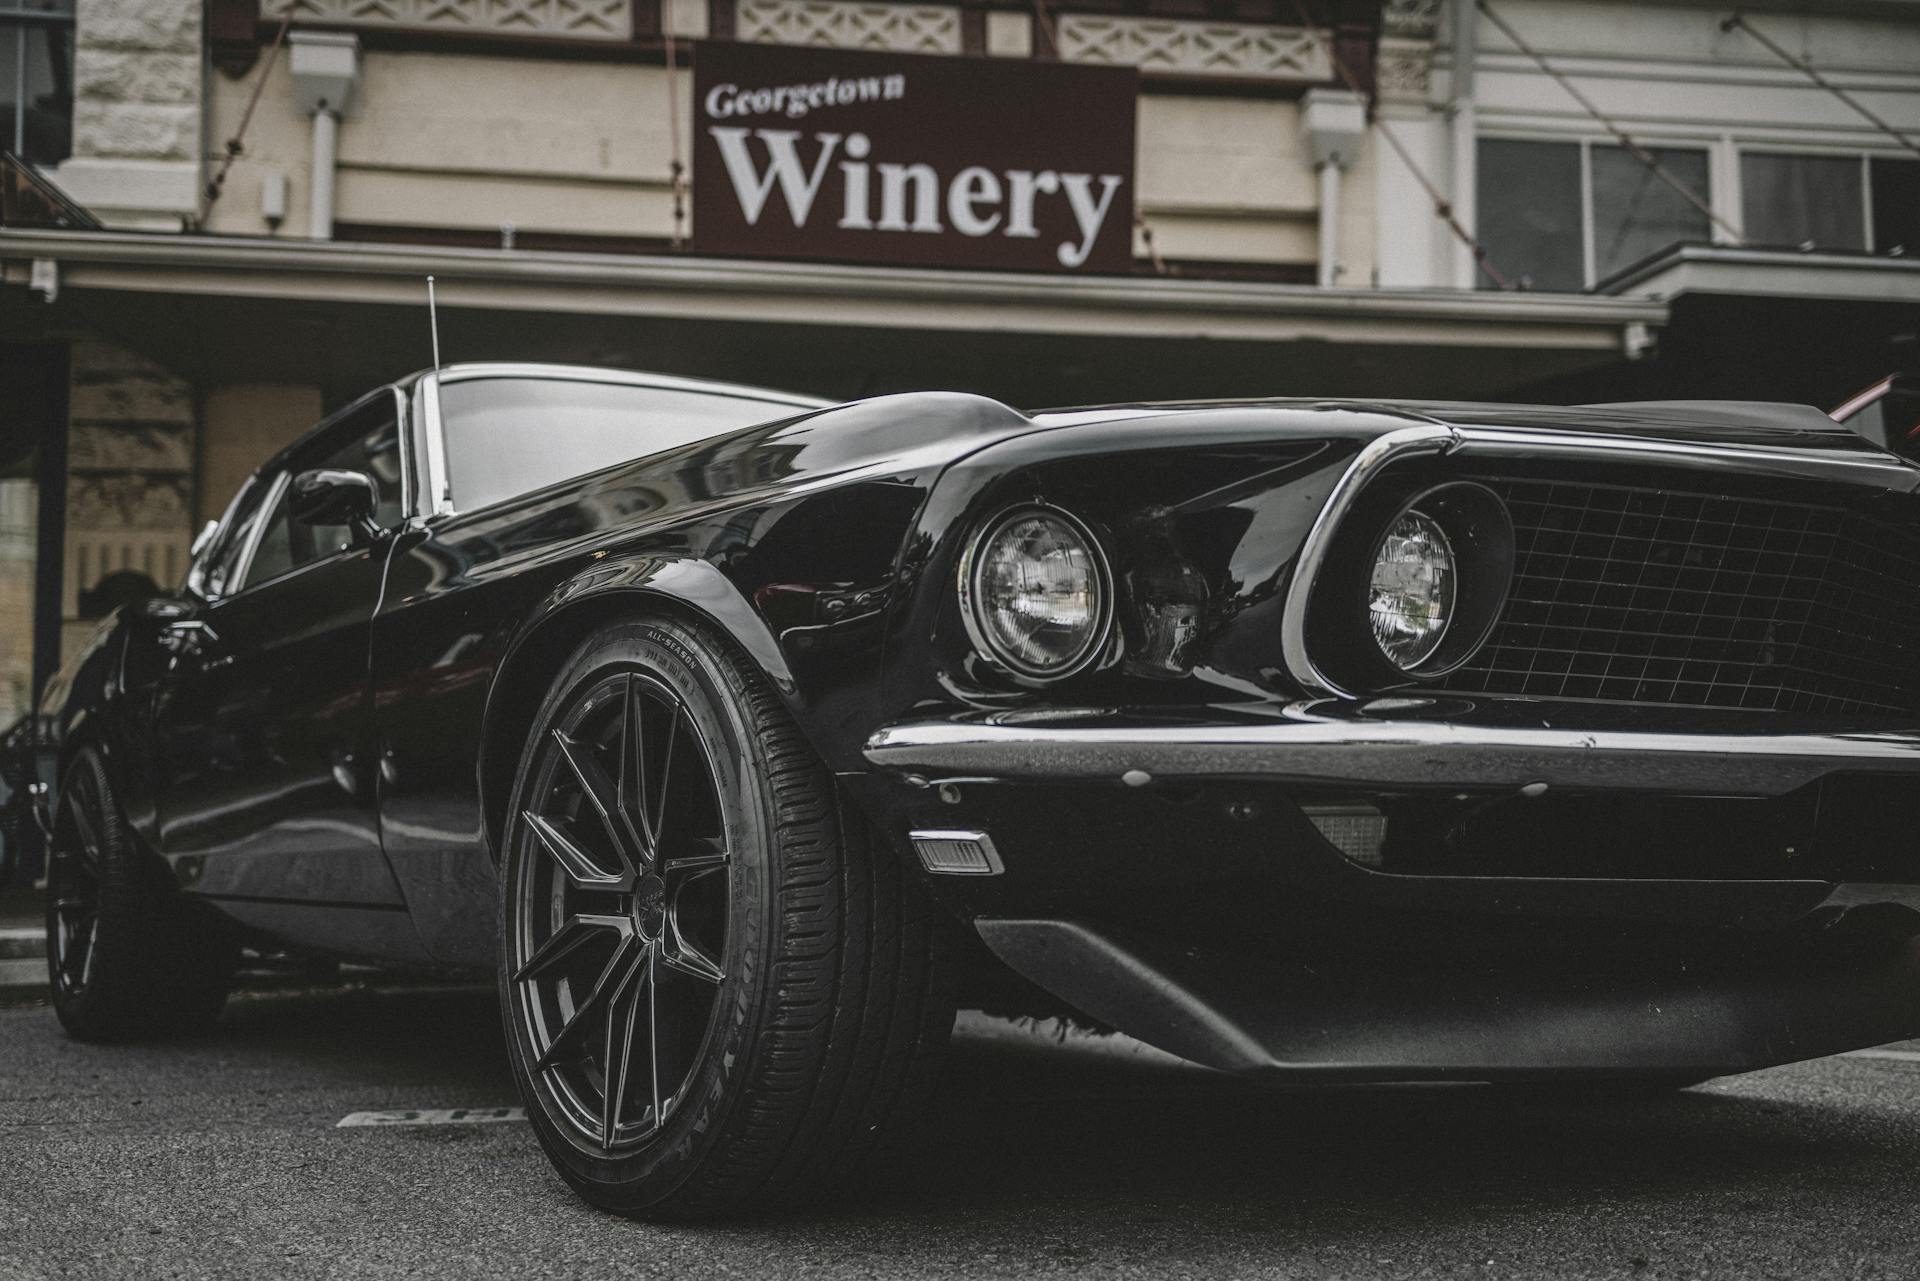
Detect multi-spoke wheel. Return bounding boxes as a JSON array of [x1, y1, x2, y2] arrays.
[[509, 667, 731, 1153], [48, 765, 106, 1003], [47, 749, 235, 1041], [500, 616, 958, 1220]]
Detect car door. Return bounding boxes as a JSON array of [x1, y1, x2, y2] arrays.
[[149, 392, 418, 950]]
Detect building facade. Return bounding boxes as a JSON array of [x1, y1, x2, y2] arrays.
[[2, 0, 1918, 727]]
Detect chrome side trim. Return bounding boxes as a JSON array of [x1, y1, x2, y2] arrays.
[[1278, 424, 1920, 698], [1279, 425, 1458, 698], [864, 713, 1920, 798]]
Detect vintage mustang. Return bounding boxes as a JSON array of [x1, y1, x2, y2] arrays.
[[33, 362, 1920, 1218]]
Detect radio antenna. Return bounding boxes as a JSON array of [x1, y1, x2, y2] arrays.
[[426, 275, 443, 372]]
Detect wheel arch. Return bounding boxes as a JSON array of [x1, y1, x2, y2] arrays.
[[475, 558, 796, 864]]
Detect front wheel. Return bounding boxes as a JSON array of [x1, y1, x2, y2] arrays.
[[498, 617, 955, 1220]]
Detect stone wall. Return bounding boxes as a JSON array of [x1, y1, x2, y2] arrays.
[[51, 0, 204, 229]]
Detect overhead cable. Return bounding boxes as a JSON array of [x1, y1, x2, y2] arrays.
[[1479, 0, 1744, 245], [1721, 11, 1920, 164]]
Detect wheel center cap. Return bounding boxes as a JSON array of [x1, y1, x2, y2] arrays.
[[631, 874, 667, 940]]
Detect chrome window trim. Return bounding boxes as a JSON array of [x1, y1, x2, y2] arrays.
[[185, 475, 262, 599], [419, 371, 453, 518], [422, 363, 827, 521], [1279, 424, 1920, 700], [225, 470, 291, 598], [388, 384, 415, 522]]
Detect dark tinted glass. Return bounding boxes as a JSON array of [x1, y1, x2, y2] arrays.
[[441, 378, 806, 513], [239, 398, 403, 591], [1742, 152, 1865, 250], [1871, 157, 1920, 255], [1591, 144, 1710, 281], [0, 13, 74, 166], [1477, 139, 1583, 291]]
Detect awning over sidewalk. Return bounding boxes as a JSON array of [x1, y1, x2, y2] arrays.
[[1, 228, 1666, 407]]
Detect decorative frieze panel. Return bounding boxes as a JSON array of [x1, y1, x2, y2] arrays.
[[261, 0, 631, 41], [1056, 15, 1328, 80], [1374, 35, 1433, 102], [1380, 0, 1440, 41], [736, 0, 962, 53]]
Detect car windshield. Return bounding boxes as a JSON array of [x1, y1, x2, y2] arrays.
[[439, 375, 820, 513]]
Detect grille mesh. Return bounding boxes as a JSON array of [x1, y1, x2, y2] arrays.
[[1434, 477, 1920, 717]]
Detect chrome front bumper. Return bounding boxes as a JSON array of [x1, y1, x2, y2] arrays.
[[864, 700, 1920, 798]]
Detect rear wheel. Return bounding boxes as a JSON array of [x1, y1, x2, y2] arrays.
[[46, 749, 235, 1041], [499, 617, 956, 1220]]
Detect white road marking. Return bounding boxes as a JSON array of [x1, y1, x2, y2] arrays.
[[1841, 1049, 1920, 1064], [337, 1107, 526, 1128]]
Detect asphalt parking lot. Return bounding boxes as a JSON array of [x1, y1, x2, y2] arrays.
[[3, 981, 1918, 1281]]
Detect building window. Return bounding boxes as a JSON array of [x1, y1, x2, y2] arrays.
[[1872, 158, 1920, 256], [1477, 137, 1712, 291], [1740, 150, 1919, 256], [1741, 152, 1863, 251], [0, 0, 73, 168]]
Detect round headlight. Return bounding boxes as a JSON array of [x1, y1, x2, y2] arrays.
[[962, 506, 1112, 681], [1367, 509, 1456, 670]]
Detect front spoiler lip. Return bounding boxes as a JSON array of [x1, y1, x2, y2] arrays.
[[974, 917, 1920, 1077], [863, 701, 1920, 797]]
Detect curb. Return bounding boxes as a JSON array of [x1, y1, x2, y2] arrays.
[[0, 927, 46, 994]]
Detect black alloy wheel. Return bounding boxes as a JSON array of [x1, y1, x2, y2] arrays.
[[500, 616, 957, 1220], [508, 665, 731, 1153], [47, 749, 235, 1041], [47, 763, 106, 1004]]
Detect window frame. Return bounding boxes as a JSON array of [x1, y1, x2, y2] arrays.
[[189, 384, 413, 603], [417, 364, 828, 520], [0, 0, 76, 167], [1732, 142, 1892, 253], [1476, 130, 1718, 290]]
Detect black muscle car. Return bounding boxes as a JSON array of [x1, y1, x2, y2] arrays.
[[34, 363, 1920, 1219]]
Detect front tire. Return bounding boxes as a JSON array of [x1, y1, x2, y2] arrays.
[[499, 617, 955, 1220], [46, 749, 235, 1041]]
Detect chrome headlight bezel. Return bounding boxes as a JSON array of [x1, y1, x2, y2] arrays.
[[957, 503, 1115, 683], [1306, 479, 1514, 688]]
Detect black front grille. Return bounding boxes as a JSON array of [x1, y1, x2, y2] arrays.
[[1436, 477, 1920, 717]]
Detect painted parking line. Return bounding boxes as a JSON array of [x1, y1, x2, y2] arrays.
[[337, 1107, 526, 1128], [1842, 1049, 1920, 1065]]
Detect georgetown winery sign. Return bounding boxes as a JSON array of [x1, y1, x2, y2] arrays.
[[692, 42, 1138, 273]]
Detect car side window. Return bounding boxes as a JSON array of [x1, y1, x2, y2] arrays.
[[200, 477, 276, 599], [439, 378, 805, 514], [234, 400, 406, 594]]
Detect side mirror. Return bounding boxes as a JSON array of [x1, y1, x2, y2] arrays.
[[291, 468, 381, 541]]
